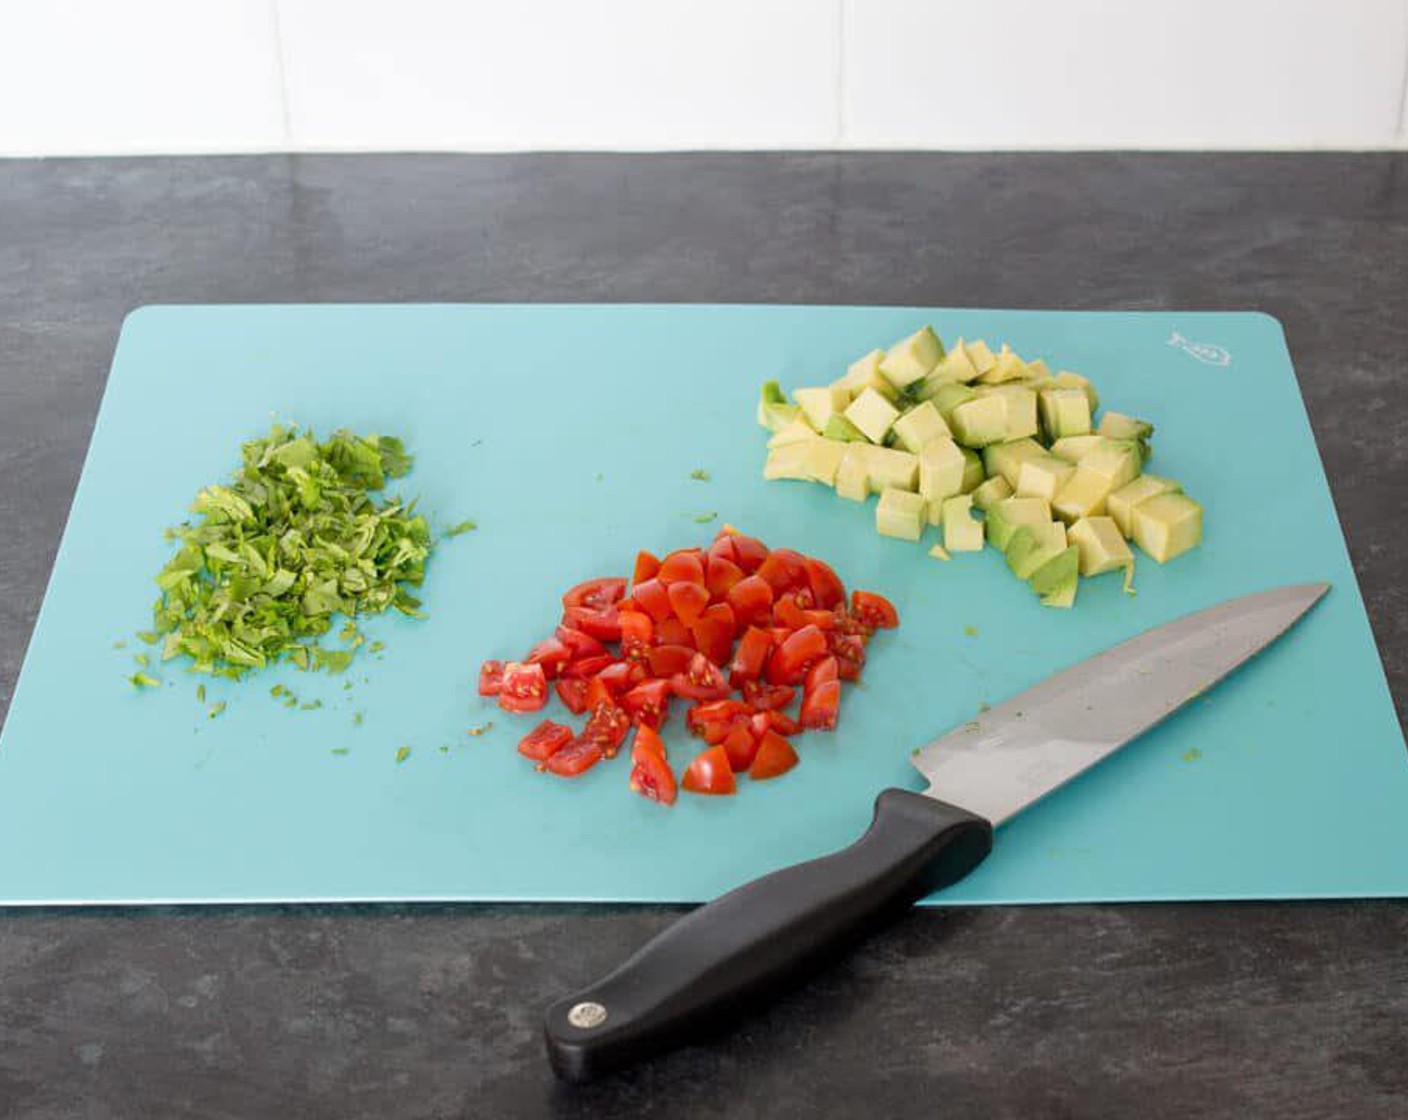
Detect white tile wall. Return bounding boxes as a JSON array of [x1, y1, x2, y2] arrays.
[[0, 0, 1405, 155]]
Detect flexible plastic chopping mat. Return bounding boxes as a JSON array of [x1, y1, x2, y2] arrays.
[[0, 304, 1403, 906]]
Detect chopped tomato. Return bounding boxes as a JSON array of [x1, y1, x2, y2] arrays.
[[544, 738, 603, 777], [583, 675, 614, 714], [582, 701, 631, 758], [654, 617, 695, 648], [681, 745, 737, 795], [729, 626, 773, 685], [526, 637, 571, 678], [727, 575, 774, 627], [829, 633, 866, 681], [646, 644, 694, 678], [517, 719, 574, 761], [805, 655, 839, 691], [619, 610, 654, 662], [767, 624, 829, 685], [773, 595, 836, 632], [741, 681, 796, 711], [498, 661, 548, 712], [729, 534, 770, 573], [800, 679, 841, 731], [554, 677, 589, 714], [686, 698, 750, 738], [632, 550, 661, 586], [562, 652, 615, 679], [631, 724, 668, 761], [705, 555, 744, 601], [766, 710, 802, 736], [804, 557, 846, 611], [707, 532, 739, 567], [749, 730, 799, 780], [756, 548, 808, 593], [722, 724, 760, 772], [629, 578, 673, 622], [562, 605, 623, 642], [851, 590, 900, 630], [658, 550, 705, 587], [595, 661, 642, 693], [555, 626, 606, 660], [670, 652, 731, 701], [562, 577, 627, 612], [478, 660, 505, 697], [691, 603, 736, 666], [622, 678, 671, 729], [629, 748, 677, 805], [667, 580, 709, 626]]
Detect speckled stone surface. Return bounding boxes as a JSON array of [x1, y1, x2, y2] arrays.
[[0, 154, 1405, 1119]]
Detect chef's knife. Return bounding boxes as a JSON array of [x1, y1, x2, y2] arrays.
[[544, 583, 1329, 1080]]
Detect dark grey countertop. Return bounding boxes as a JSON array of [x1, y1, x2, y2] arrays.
[[1, 153, 1405, 1119]]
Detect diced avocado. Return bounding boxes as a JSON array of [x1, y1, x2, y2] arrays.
[[942, 495, 985, 552], [1052, 467, 1115, 524], [992, 386, 1038, 441], [949, 395, 1008, 448], [970, 475, 1013, 512], [976, 344, 1026, 385], [1040, 572, 1079, 609], [794, 385, 850, 431], [1038, 388, 1092, 440], [1049, 434, 1107, 463], [965, 339, 997, 375], [927, 341, 980, 387], [1132, 493, 1203, 563], [1003, 527, 1059, 580], [1099, 411, 1155, 441], [823, 414, 869, 442], [1033, 520, 1068, 552], [1015, 455, 1076, 503], [982, 438, 1047, 488], [918, 438, 967, 504], [960, 447, 984, 493], [1080, 441, 1142, 490], [835, 446, 871, 502], [832, 349, 898, 403], [929, 382, 978, 421], [802, 438, 846, 486], [1053, 370, 1100, 413], [844, 387, 901, 444], [760, 380, 786, 406], [1068, 516, 1135, 576], [891, 400, 952, 453], [876, 487, 926, 541], [764, 441, 816, 482], [928, 544, 951, 561], [757, 381, 802, 431], [1025, 358, 1052, 381], [987, 497, 1053, 551], [879, 326, 944, 389], [767, 417, 818, 449], [858, 444, 920, 492], [1029, 546, 1080, 598], [1108, 474, 1181, 537]]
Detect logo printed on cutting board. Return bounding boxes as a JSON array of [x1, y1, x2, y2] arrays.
[[1168, 329, 1231, 367]]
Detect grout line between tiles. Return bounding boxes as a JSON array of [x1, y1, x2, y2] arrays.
[[836, 0, 847, 145], [268, 0, 294, 147]]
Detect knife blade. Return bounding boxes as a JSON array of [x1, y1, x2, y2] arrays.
[[544, 583, 1329, 1081]]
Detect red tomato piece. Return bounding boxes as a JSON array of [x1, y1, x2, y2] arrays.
[[478, 660, 505, 697], [722, 724, 760, 772], [691, 604, 736, 667], [805, 655, 839, 692], [767, 624, 829, 685], [622, 678, 671, 730], [646, 644, 695, 678], [555, 677, 589, 714], [729, 534, 770, 574], [629, 749, 677, 805], [619, 610, 654, 662], [562, 653, 615, 679], [749, 730, 799, 780], [526, 637, 571, 678], [803, 557, 846, 611], [562, 577, 627, 612], [829, 632, 867, 681], [681, 745, 737, 795], [729, 626, 773, 686], [667, 580, 709, 626], [595, 661, 643, 693], [726, 575, 774, 627], [517, 719, 574, 761], [629, 578, 673, 622], [707, 531, 739, 566], [555, 626, 606, 660], [670, 652, 731, 701], [582, 701, 631, 758], [632, 550, 661, 586], [631, 724, 668, 761], [562, 606, 623, 642], [756, 548, 808, 593], [800, 679, 841, 731], [741, 681, 796, 711], [705, 555, 744, 601], [851, 590, 900, 630], [654, 617, 694, 649], [773, 595, 837, 632], [766, 710, 802, 737], [498, 661, 548, 712], [686, 699, 751, 738], [584, 675, 615, 713], [544, 738, 603, 777], [658, 550, 705, 587]]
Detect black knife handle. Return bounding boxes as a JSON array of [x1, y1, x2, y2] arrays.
[[544, 788, 992, 1081]]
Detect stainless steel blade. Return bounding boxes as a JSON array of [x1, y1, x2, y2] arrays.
[[911, 583, 1330, 825]]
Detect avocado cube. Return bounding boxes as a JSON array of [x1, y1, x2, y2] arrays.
[[950, 395, 1008, 448], [918, 438, 967, 504], [758, 401, 801, 432], [960, 447, 985, 493], [879, 326, 944, 389], [1052, 467, 1115, 524], [929, 341, 980, 386], [1033, 520, 1068, 552], [1108, 474, 1182, 537], [844, 387, 901, 444], [1049, 434, 1107, 464], [835, 446, 871, 502], [832, 349, 898, 404], [823, 414, 868, 443], [794, 385, 850, 430], [976, 345, 1026, 385], [982, 438, 1047, 488], [891, 400, 952, 453], [1099, 411, 1155, 441], [942, 495, 985, 552], [1029, 546, 1081, 598], [767, 417, 819, 449], [971, 475, 1013, 512], [876, 487, 926, 541], [1025, 358, 1052, 381], [930, 382, 978, 421], [928, 544, 952, 561], [965, 339, 997, 375], [1039, 388, 1093, 440], [1053, 370, 1100, 413], [1068, 516, 1135, 576], [860, 445, 920, 492], [994, 386, 1039, 440], [764, 441, 817, 482], [1040, 573, 1079, 609], [1015, 455, 1076, 503], [987, 497, 1053, 551], [1132, 493, 1203, 563], [802, 439, 846, 486], [1003, 527, 1059, 580], [1080, 442, 1142, 490]]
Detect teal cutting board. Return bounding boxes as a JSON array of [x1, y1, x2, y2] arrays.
[[0, 305, 1403, 906]]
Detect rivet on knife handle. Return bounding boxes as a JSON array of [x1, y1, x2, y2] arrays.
[[543, 789, 992, 1081]]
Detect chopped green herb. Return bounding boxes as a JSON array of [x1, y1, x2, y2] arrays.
[[342, 680, 352, 691], [353, 712, 364, 726], [690, 469, 711, 482], [331, 747, 350, 756], [963, 625, 979, 638], [595, 472, 604, 482], [691, 512, 717, 524], [112, 640, 127, 650], [133, 652, 149, 668], [127, 672, 160, 689], [1180, 747, 1203, 763], [299, 700, 323, 712], [910, 747, 921, 757], [136, 631, 159, 645], [282, 696, 298, 709], [271, 684, 285, 698], [196, 684, 207, 704], [445, 520, 477, 537], [368, 641, 386, 654], [438, 745, 450, 754], [207, 701, 227, 719], [395, 746, 411, 764]]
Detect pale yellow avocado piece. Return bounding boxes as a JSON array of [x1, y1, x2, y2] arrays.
[[1049, 434, 1106, 463], [878, 326, 943, 389], [793, 385, 851, 431], [1081, 441, 1142, 490], [835, 446, 871, 502], [1108, 474, 1181, 537], [876, 487, 926, 541], [976, 344, 1026, 385], [1041, 578, 1078, 609], [1132, 493, 1203, 563], [1015, 455, 1076, 503], [801, 438, 846, 486], [767, 417, 818, 449], [918, 438, 967, 504], [941, 495, 985, 552], [1025, 358, 1052, 381], [1099, 411, 1154, 441], [987, 497, 1053, 551], [970, 475, 1013, 512], [982, 437, 1046, 488], [1052, 467, 1115, 524], [832, 349, 898, 404], [994, 386, 1038, 441], [1033, 520, 1068, 552], [965, 339, 997, 374], [928, 544, 952, 561], [858, 445, 920, 492], [929, 382, 978, 421], [960, 447, 984, 493], [1053, 370, 1100, 413], [1068, 516, 1134, 576], [891, 400, 951, 453], [844, 387, 901, 444], [926, 341, 980, 387], [1039, 388, 1092, 440], [764, 441, 817, 482], [949, 395, 1008, 448]]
